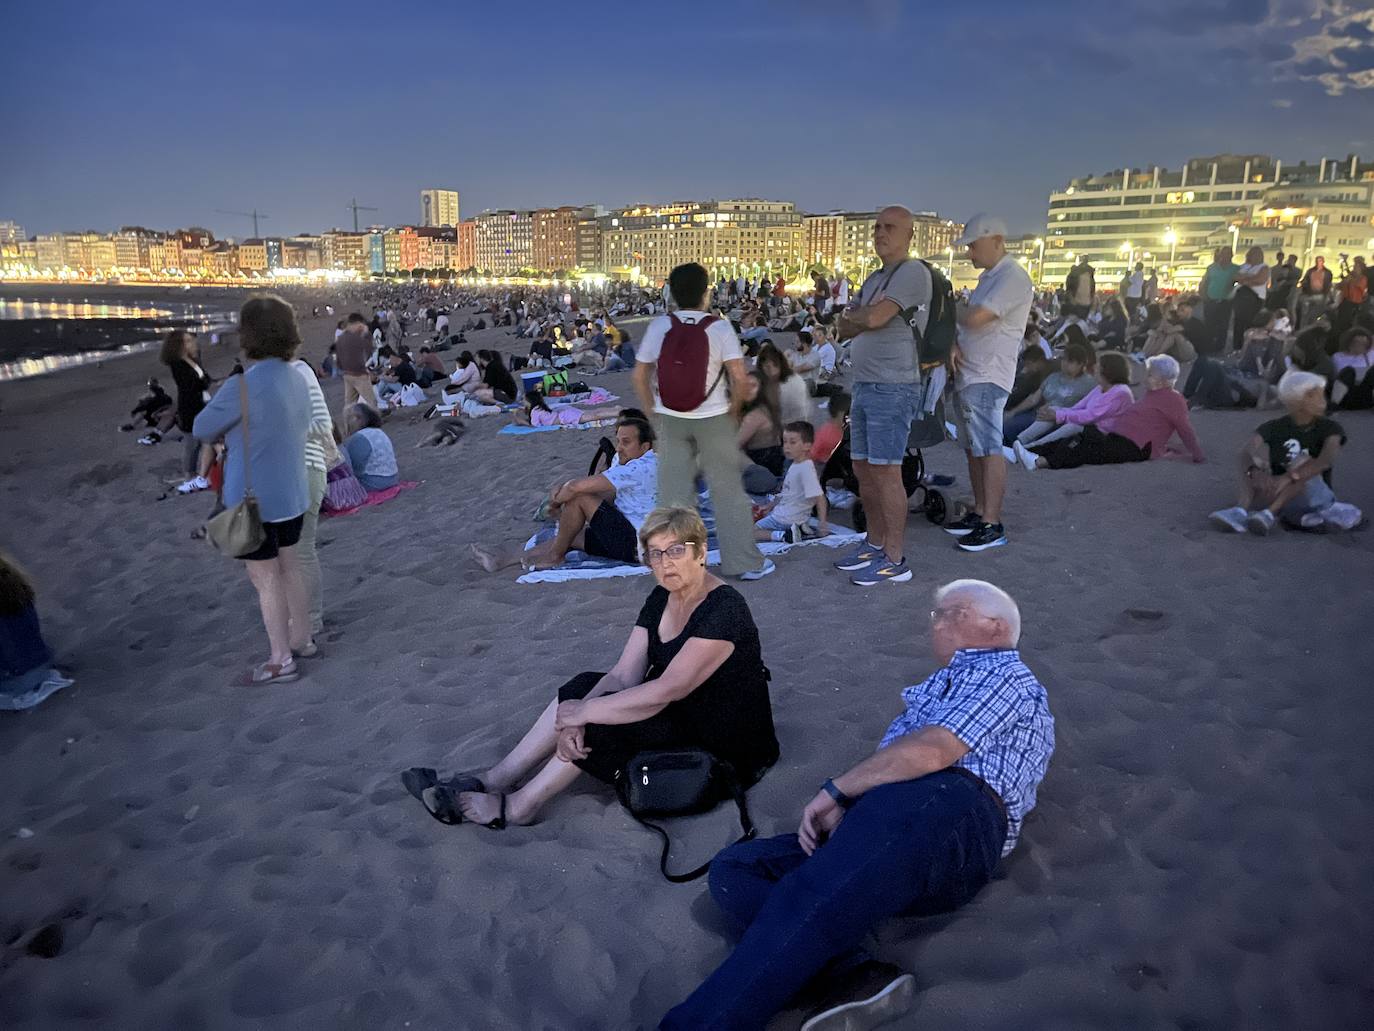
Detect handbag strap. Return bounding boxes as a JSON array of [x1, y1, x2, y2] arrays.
[[237, 371, 253, 497], [634, 766, 757, 884]]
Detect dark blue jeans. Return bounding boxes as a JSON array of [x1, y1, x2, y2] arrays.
[[660, 770, 1007, 1031]]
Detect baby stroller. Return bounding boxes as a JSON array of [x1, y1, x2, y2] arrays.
[[821, 408, 948, 531]]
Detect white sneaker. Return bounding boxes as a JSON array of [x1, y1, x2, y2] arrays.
[[1013, 440, 1038, 472], [1002, 445, 1018, 464], [1246, 509, 1277, 535], [1208, 506, 1248, 533], [177, 475, 211, 495]]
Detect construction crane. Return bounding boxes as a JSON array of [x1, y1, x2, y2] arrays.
[[216, 208, 270, 237], [346, 198, 378, 233]]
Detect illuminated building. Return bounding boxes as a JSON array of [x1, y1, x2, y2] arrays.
[[86, 236, 117, 270], [598, 199, 804, 280], [285, 236, 321, 271], [322, 231, 370, 276], [533, 206, 595, 272], [34, 234, 65, 269], [420, 189, 461, 228], [0, 221, 25, 244], [237, 239, 269, 272], [456, 220, 476, 270], [473, 210, 534, 274], [1043, 154, 1371, 287]]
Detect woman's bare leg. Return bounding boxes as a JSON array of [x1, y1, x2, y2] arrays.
[[481, 697, 561, 790], [275, 546, 312, 651], [244, 559, 293, 667], [460, 754, 583, 826]]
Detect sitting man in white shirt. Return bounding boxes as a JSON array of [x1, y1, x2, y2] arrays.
[[470, 418, 658, 572]]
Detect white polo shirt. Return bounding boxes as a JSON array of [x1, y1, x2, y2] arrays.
[[956, 255, 1034, 393]]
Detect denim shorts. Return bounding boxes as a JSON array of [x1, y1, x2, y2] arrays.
[[952, 382, 1010, 457], [850, 381, 920, 465], [755, 512, 790, 532]]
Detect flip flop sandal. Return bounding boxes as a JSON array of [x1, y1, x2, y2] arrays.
[[236, 660, 301, 686], [418, 784, 464, 825]]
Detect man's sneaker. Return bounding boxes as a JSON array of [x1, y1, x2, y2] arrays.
[[799, 960, 916, 1031], [1208, 506, 1248, 533], [1246, 509, 1277, 536], [833, 541, 885, 570], [1298, 510, 1326, 531], [957, 522, 1008, 552], [942, 511, 983, 537], [737, 558, 776, 581], [176, 475, 211, 495], [850, 558, 913, 586]]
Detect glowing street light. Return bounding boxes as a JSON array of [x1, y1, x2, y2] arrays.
[[1163, 227, 1178, 273]]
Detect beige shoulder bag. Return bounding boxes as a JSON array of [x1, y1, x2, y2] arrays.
[[205, 375, 266, 557]]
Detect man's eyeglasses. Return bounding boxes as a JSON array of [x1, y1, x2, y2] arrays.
[[645, 542, 697, 565]]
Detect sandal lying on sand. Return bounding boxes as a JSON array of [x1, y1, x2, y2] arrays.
[[400, 768, 503, 828], [235, 659, 300, 686]]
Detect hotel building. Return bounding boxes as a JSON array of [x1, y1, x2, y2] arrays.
[[419, 189, 461, 228]]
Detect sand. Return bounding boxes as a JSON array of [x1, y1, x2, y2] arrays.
[[0, 295, 1371, 1030]]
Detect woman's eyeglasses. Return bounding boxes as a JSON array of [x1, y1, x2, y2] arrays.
[[645, 542, 697, 565]]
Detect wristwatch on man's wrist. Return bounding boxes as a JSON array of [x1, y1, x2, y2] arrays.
[[821, 778, 855, 810]]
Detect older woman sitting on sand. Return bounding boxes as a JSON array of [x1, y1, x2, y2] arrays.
[[406, 506, 780, 828], [340, 403, 399, 492]]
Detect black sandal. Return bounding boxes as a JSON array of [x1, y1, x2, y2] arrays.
[[400, 768, 489, 826]]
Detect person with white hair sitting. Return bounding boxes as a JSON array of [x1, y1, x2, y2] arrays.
[[662, 579, 1055, 1031], [1020, 354, 1206, 470], [1209, 369, 1358, 535]]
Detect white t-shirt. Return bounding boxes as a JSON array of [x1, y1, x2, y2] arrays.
[[1126, 271, 1144, 299], [816, 340, 837, 373], [772, 458, 822, 525], [1238, 264, 1268, 299], [602, 449, 658, 531], [778, 373, 813, 426], [957, 255, 1034, 392], [636, 311, 743, 419]]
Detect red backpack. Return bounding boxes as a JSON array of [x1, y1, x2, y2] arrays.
[[656, 313, 723, 412]]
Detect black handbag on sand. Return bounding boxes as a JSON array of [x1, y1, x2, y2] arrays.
[[615, 749, 757, 884]]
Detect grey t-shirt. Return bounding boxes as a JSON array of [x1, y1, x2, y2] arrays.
[[850, 259, 932, 384]]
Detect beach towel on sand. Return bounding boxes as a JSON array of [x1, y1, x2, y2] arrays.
[[321, 481, 419, 518], [515, 529, 863, 584], [500, 417, 619, 436]]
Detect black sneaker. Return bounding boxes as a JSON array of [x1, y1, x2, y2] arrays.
[[942, 511, 983, 537], [957, 522, 1008, 552], [799, 960, 916, 1031]]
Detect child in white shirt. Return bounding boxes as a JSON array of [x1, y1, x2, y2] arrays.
[[754, 422, 829, 542]]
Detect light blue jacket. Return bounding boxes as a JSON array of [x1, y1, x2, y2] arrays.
[[194, 358, 310, 523]]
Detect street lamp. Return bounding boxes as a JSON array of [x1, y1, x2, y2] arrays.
[[946, 245, 954, 279], [1305, 216, 1318, 266], [1034, 237, 1045, 286], [1163, 227, 1178, 277]]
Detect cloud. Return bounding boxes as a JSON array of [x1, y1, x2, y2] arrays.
[[1282, 3, 1374, 93]]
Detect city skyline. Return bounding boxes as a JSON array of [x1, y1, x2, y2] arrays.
[[6, 1, 1372, 237]]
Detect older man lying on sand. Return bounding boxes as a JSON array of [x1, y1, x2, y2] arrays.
[[662, 579, 1054, 1031]]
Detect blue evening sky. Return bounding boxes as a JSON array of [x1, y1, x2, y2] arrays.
[[5, 0, 1371, 237]]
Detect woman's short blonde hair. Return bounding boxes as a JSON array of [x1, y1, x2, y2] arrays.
[[637, 506, 708, 564], [239, 293, 302, 361]]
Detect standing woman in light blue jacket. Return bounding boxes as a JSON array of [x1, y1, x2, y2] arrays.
[[195, 295, 314, 685]]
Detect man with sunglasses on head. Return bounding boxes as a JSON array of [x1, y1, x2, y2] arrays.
[[662, 579, 1054, 1031]]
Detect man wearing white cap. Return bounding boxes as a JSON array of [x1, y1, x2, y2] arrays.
[[943, 214, 1034, 552]]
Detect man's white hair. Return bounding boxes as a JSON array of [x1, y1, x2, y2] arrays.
[[1145, 354, 1179, 385], [934, 579, 1021, 646], [1277, 368, 1327, 406]]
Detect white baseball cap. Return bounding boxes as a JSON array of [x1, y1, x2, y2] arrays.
[[954, 214, 1009, 247]]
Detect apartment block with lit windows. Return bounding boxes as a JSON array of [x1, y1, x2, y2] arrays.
[[533, 206, 596, 272], [473, 210, 534, 274], [597, 199, 804, 281], [419, 189, 461, 228], [456, 220, 476, 270], [1043, 153, 1372, 288]]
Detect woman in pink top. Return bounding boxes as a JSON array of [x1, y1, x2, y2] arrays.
[[1022, 355, 1205, 470], [514, 388, 622, 428], [1012, 352, 1134, 468]]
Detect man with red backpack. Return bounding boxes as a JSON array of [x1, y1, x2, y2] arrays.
[[634, 263, 775, 581]]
